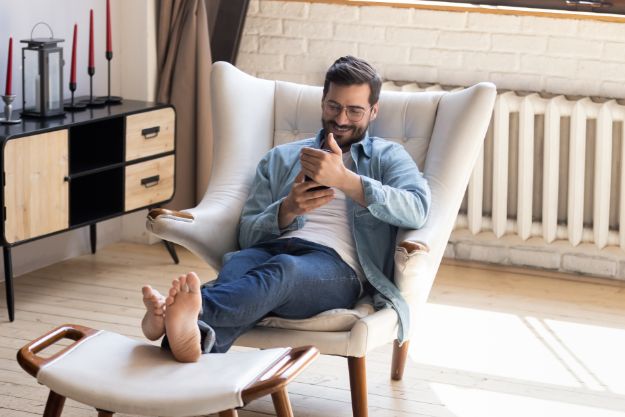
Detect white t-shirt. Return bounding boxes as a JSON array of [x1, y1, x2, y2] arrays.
[[280, 153, 365, 281]]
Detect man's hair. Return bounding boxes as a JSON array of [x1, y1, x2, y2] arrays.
[[322, 56, 382, 106]]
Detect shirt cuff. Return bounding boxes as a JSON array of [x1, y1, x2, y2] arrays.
[[361, 175, 386, 207], [269, 197, 305, 234]]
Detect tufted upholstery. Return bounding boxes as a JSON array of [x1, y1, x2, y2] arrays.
[[147, 61, 495, 356]]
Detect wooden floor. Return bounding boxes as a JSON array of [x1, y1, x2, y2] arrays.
[[1, 242, 625, 417]]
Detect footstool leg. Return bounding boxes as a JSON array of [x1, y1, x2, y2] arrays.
[[271, 388, 294, 417], [42, 391, 65, 417], [218, 410, 238, 417]]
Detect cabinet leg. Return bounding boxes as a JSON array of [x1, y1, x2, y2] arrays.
[[163, 240, 179, 264], [90, 224, 97, 254], [3, 246, 14, 322]]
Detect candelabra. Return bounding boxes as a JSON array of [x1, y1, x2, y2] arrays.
[[0, 94, 21, 124]]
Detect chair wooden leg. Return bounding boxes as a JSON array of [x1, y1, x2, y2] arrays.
[[97, 410, 114, 417], [219, 410, 239, 417], [347, 356, 368, 417], [391, 339, 410, 381], [271, 387, 294, 417], [42, 391, 65, 417]]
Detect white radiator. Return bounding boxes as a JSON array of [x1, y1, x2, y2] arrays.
[[384, 81, 625, 274]]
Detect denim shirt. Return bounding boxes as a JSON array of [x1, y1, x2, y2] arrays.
[[237, 129, 431, 342]]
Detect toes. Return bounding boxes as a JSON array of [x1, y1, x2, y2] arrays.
[[141, 285, 152, 298], [179, 274, 188, 292], [172, 277, 182, 293], [169, 286, 178, 298], [186, 272, 201, 293], [165, 295, 175, 306]]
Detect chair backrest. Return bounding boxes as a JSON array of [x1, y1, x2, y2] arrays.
[[207, 62, 448, 210], [271, 80, 445, 172], [206, 62, 496, 282]]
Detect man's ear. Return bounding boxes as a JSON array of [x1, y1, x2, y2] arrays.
[[370, 103, 379, 121]]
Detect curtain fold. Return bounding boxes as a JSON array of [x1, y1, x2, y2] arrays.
[[157, 0, 213, 208]]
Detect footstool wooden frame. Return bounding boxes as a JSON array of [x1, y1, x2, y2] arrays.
[[17, 324, 319, 417]]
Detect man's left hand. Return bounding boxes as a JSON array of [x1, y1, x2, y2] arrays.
[[300, 133, 346, 189]]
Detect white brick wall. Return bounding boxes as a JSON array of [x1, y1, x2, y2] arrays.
[[239, 0, 625, 99]]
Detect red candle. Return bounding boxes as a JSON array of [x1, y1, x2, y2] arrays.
[[70, 24, 77, 85], [88, 9, 95, 70], [5, 37, 12, 96], [106, 0, 112, 54]]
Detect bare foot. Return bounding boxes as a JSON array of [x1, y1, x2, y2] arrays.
[[141, 285, 166, 341], [165, 272, 202, 363]]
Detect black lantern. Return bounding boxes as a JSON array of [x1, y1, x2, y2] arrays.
[[21, 23, 65, 118]]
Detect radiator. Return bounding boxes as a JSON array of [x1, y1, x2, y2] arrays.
[[384, 81, 624, 254]]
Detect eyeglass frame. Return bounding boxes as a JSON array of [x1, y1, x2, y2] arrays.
[[322, 99, 374, 122]]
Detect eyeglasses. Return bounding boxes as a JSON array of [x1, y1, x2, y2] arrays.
[[322, 100, 373, 122]]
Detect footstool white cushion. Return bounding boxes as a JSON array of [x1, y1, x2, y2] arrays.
[[35, 330, 289, 416]]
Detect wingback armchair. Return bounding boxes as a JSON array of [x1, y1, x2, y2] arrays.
[[147, 61, 496, 417]]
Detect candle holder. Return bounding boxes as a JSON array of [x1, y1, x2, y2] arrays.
[[0, 95, 21, 124], [97, 52, 122, 104], [80, 69, 106, 107], [64, 84, 86, 112]]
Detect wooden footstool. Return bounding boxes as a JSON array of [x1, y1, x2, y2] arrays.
[[17, 324, 318, 417]]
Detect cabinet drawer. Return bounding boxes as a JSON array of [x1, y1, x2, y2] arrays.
[[125, 155, 175, 211], [125, 107, 175, 161]]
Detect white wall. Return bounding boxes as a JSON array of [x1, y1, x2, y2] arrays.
[[0, 0, 157, 279], [238, 0, 625, 99]]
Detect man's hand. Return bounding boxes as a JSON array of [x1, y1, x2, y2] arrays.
[[300, 133, 367, 207], [300, 133, 347, 188], [278, 171, 335, 229]]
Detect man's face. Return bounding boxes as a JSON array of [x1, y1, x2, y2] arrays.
[[321, 82, 378, 152]]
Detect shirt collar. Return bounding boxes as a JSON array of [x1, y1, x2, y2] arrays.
[[315, 129, 373, 158]]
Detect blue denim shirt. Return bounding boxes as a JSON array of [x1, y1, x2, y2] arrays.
[[238, 129, 431, 342]]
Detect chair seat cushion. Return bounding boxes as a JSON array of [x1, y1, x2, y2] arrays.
[[257, 295, 374, 331], [36, 331, 288, 417]]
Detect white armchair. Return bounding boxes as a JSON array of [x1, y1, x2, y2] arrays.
[[147, 61, 496, 417]]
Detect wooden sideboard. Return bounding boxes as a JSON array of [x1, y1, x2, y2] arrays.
[[0, 100, 176, 321]]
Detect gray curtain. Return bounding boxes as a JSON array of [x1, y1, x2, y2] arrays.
[[157, 0, 213, 208]]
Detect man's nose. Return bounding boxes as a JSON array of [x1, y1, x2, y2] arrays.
[[334, 107, 350, 125]]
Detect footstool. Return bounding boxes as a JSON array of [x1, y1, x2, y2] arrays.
[[17, 324, 318, 417]]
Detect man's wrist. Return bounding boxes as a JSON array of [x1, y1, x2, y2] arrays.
[[278, 199, 296, 230]]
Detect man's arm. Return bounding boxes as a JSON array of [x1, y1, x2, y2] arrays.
[[239, 150, 336, 248], [300, 134, 430, 229], [238, 155, 286, 249], [360, 144, 430, 229]]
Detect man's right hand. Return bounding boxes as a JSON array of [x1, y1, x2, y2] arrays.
[[278, 171, 335, 229]]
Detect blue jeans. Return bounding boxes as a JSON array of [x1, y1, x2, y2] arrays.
[[164, 238, 362, 353]]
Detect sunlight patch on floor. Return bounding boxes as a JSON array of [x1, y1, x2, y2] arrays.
[[430, 382, 625, 417], [408, 302, 625, 395]]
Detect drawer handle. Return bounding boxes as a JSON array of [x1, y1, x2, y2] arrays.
[[141, 126, 160, 139], [141, 175, 160, 188]]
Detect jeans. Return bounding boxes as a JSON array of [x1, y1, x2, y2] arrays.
[[163, 237, 362, 353], [208, 237, 363, 352]]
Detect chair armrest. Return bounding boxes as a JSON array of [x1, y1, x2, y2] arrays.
[[148, 208, 194, 221], [348, 308, 400, 357], [146, 194, 243, 269]]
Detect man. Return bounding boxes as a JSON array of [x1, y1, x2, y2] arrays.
[[141, 56, 431, 362]]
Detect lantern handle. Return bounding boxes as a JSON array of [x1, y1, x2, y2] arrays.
[[30, 22, 54, 40]]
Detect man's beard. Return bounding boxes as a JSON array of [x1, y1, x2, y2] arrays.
[[321, 119, 368, 151]]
